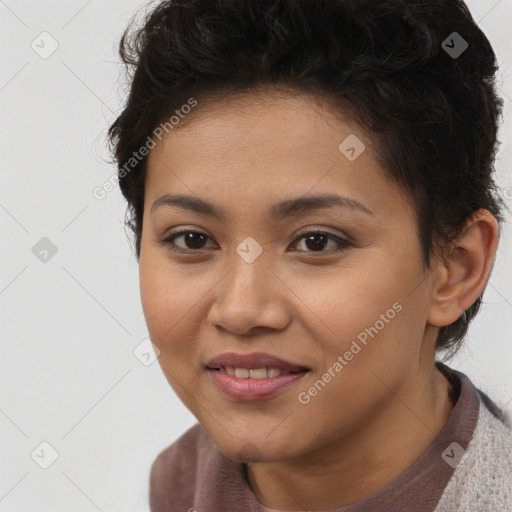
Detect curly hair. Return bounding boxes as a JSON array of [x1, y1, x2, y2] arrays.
[[107, 0, 505, 356]]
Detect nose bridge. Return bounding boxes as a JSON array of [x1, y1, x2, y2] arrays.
[[222, 241, 272, 305]]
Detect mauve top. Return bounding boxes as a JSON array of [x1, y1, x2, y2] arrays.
[[149, 362, 481, 512]]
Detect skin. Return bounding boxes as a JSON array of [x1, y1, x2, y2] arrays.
[[139, 86, 499, 510]]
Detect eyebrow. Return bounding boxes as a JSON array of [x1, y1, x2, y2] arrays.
[[150, 193, 374, 221]]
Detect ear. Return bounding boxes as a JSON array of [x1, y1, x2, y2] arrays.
[[427, 209, 499, 327]]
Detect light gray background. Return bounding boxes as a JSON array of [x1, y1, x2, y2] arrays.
[[0, 0, 511, 510]]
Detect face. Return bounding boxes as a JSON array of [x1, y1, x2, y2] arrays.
[[139, 88, 437, 463]]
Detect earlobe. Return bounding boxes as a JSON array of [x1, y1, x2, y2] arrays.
[[427, 209, 499, 328]]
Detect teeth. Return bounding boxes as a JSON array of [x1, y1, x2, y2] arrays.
[[249, 368, 267, 379], [234, 368, 250, 378], [224, 367, 283, 378]]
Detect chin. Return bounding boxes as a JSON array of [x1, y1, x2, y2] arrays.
[[211, 430, 298, 464]]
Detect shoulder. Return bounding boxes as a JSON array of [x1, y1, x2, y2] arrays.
[[149, 423, 216, 511], [435, 392, 512, 512]]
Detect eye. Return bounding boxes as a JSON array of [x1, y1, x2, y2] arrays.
[[291, 231, 352, 254], [161, 230, 214, 252], [160, 230, 352, 254]]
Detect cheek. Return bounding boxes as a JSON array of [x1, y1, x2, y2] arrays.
[[139, 258, 168, 335], [139, 256, 205, 408], [138, 250, 211, 368], [139, 253, 189, 349], [296, 307, 424, 440], [314, 259, 428, 386]]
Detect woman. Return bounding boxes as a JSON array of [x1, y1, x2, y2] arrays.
[[108, 0, 512, 510]]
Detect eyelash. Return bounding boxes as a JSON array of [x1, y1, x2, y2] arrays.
[[159, 229, 352, 256]]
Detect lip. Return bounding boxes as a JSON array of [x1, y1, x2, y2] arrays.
[[206, 352, 310, 372], [206, 352, 310, 401]]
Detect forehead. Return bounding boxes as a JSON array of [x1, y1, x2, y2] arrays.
[[144, 90, 412, 222], [150, 89, 357, 156]]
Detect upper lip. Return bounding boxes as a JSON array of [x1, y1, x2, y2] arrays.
[[206, 352, 310, 372]]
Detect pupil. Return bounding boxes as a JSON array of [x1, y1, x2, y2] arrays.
[[305, 234, 327, 251], [186, 232, 206, 249]]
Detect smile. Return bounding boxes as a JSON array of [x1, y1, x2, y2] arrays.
[[211, 367, 299, 378], [206, 352, 310, 401]]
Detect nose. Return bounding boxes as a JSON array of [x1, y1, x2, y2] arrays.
[[206, 252, 291, 337]]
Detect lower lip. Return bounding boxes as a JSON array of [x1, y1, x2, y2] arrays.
[[208, 369, 308, 401]]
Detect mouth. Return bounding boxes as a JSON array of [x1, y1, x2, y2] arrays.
[[206, 351, 310, 373], [206, 352, 310, 401], [209, 366, 303, 378]]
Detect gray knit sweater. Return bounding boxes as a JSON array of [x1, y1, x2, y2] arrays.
[[434, 397, 512, 511]]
